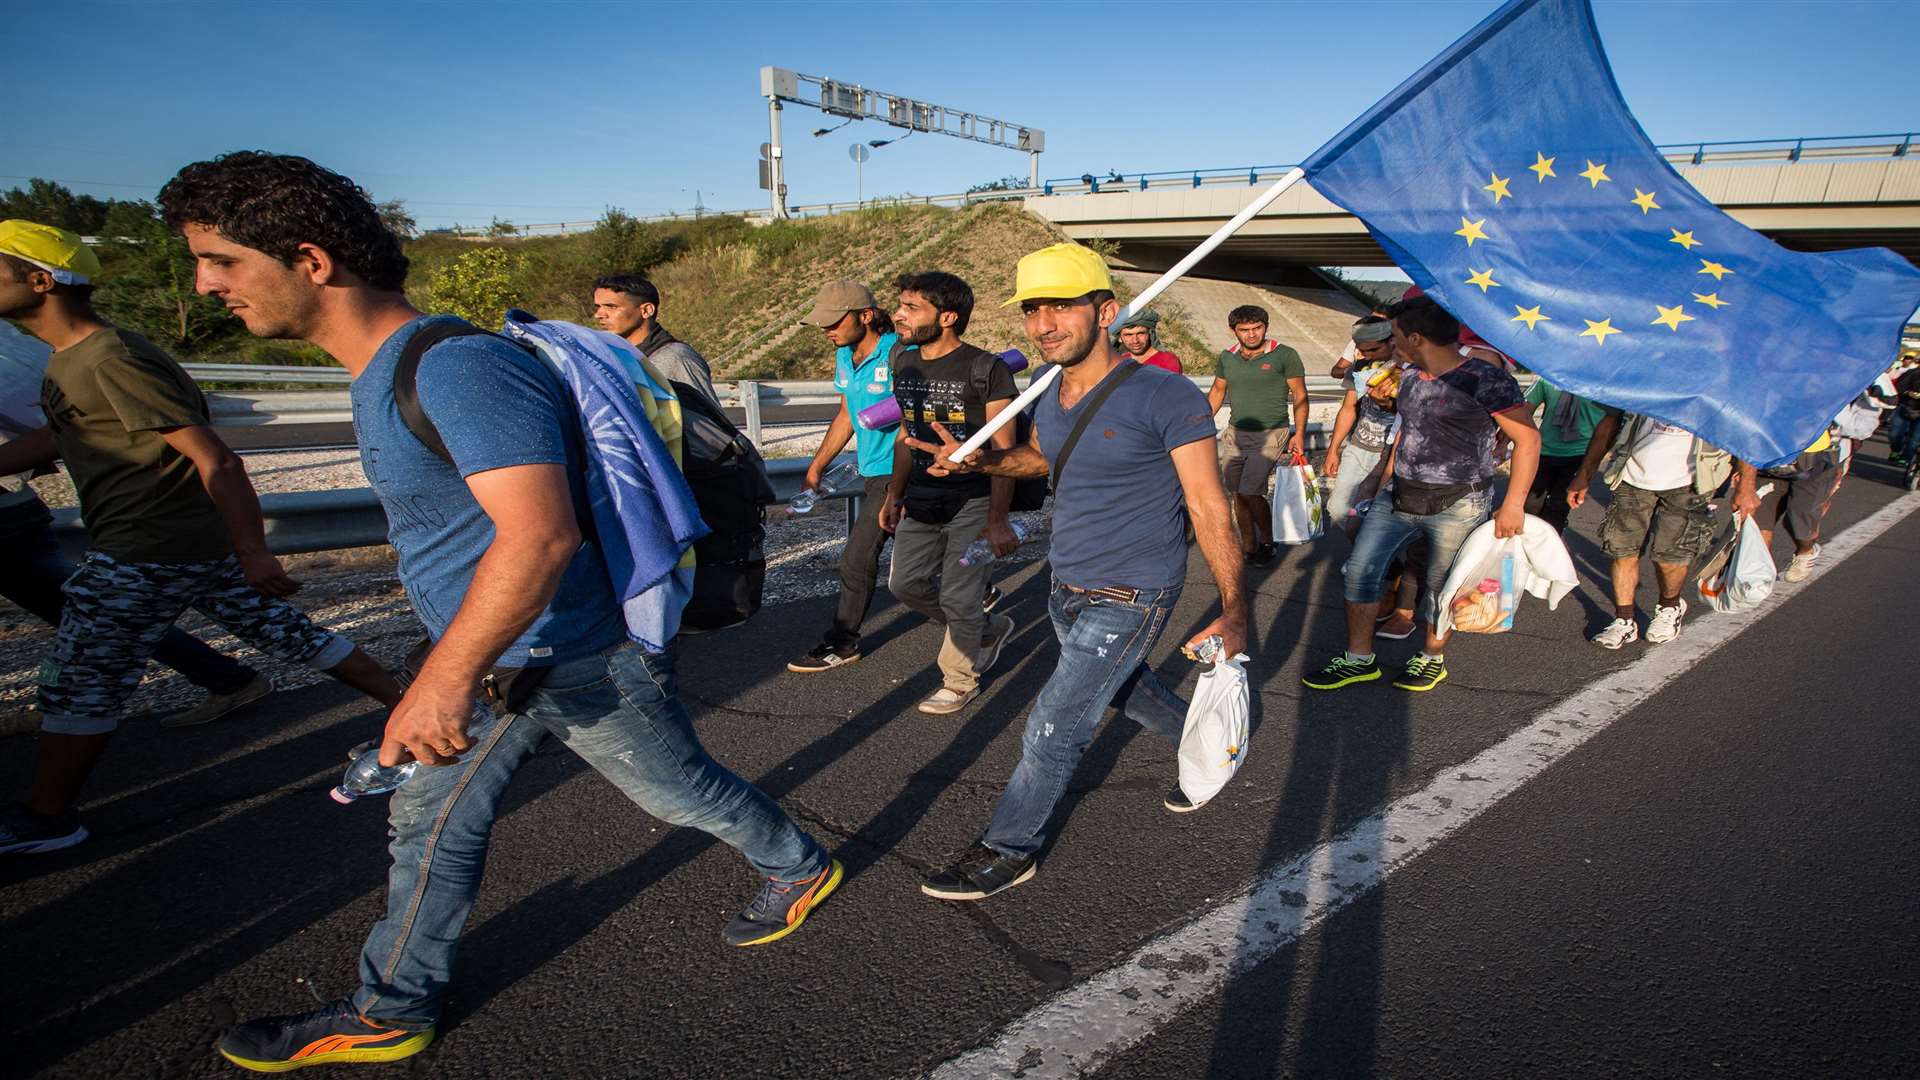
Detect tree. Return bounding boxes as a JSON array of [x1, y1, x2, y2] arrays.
[[589, 206, 674, 272], [0, 178, 126, 234], [485, 217, 518, 238], [91, 202, 244, 352], [423, 246, 523, 326], [377, 199, 418, 239]]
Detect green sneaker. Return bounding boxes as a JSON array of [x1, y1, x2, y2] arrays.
[[1392, 654, 1449, 692], [1302, 654, 1381, 691]]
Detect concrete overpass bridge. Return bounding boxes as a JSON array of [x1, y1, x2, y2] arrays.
[[1024, 134, 1920, 278]]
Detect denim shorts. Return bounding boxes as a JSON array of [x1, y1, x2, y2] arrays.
[[1342, 488, 1491, 624]]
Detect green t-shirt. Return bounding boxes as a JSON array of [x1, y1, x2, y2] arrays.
[[1525, 377, 1609, 458], [41, 328, 230, 562], [1213, 341, 1305, 431]]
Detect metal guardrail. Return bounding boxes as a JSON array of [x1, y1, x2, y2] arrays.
[[186, 363, 352, 385], [48, 426, 1336, 558], [201, 374, 1363, 443]]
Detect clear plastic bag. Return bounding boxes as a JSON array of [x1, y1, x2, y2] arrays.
[[1270, 453, 1324, 544], [1446, 537, 1520, 634]]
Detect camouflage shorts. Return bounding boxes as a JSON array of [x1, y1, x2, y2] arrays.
[[37, 551, 354, 735]]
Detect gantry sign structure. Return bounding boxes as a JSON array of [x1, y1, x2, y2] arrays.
[[758, 66, 1045, 219]]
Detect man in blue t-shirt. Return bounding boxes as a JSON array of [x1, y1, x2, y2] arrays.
[[787, 278, 908, 672], [901, 243, 1246, 902], [160, 152, 840, 1073]]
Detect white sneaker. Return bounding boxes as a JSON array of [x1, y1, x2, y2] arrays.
[[159, 674, 273, 728], [1645, 599, 1687, 644], [1782, 543, 1822, 583], [1590, 618, 1640, 650]]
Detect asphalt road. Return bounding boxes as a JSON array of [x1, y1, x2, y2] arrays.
[[3, 444, 1915, 1079]]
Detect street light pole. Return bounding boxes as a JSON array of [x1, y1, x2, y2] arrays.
[[767, 97, 788, 219]]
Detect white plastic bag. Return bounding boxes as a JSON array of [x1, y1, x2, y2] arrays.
[[1445, 536, 1521, 634], [1270, 453, 1324, 544], [1178, 654, 1250, 806], [1697, 505, 1775, 612]]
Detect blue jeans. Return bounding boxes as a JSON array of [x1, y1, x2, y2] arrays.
[[1342, 489, 1492, 625], [1891, 412, 1920, 459], [351, 641, 827, 1027], [982, 580, 1188, 859]]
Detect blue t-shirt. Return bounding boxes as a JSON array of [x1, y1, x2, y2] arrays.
[[352, 316, 624, 665], [833, 332, 900, 477], [1036, 362, 1218, 591]]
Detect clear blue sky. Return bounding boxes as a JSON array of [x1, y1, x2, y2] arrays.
[[9, 0, 1918, 231]]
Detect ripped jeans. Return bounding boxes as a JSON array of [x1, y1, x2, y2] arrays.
[[982, 580, 1188, 859], [350, 641, 826, 1028]]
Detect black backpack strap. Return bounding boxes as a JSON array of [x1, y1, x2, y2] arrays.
[[1051, 361, 1144, 490], [395, 319, 494, 464]]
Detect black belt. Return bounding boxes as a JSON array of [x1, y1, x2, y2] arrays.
[[1060, 583, 1140, 604]]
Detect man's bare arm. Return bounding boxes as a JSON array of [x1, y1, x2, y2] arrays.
[[1171, 438, 1247, 656], [381, 462, 583, 767], [159, 424, 297, 597], [0, 426, 57, 475]]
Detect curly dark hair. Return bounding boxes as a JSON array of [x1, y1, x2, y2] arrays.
[[893, 270, 973, 336], [1226, 304, 1269, 329], [158, 152, 409, 292]]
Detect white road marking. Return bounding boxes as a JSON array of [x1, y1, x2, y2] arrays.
[[930, 491, 1920, 1080]]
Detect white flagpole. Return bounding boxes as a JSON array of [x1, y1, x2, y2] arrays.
[[950, 166, 1310, 460]]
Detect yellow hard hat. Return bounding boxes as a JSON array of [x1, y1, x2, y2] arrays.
[[1003, 242, 1113, 306], [0, 220, 102, 285]]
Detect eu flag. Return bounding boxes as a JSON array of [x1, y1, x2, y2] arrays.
[[1300, 0, 1920, 467]]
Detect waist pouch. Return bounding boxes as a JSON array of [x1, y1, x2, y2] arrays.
[[902, 485, 978, 525], [404, 637, 553, 719], [1392, 477, 1490, 517], [1760, 449, 1833, 482]]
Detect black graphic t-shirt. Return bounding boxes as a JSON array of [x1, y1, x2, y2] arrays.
[[893, 343, 1015, 517]]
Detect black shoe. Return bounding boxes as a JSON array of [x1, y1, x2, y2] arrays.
[[0, 803, 87, 855], [787, 640, 861, 673], [1164, 785, 1203, 813], [1392, 654, 1450, 692], [1246, 543, 1277, 566], [218, 998, 434, 1072], [982, 584, 1002, 614], [1301, 654, 1381, 691], [921, 842, 1037, 901]]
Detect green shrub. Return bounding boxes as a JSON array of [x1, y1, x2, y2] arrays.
[[423, 246, 525, 326]]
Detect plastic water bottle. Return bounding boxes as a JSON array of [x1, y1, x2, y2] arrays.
[[1185, 634, 1224, 665], [332, 749, 420, 803], [958, 520, 1029, 566], [788, 460, 863, 514]]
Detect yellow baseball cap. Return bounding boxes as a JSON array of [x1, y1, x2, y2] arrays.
[[1003, 242, 1113, 306], [0, 220, 102, 285]]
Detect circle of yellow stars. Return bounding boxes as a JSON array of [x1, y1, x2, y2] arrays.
[[1452, 152, 1733, 347]]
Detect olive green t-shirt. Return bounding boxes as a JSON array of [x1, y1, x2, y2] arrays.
[[1213, 340, 1306, 431], [41, 328, 231, 562]]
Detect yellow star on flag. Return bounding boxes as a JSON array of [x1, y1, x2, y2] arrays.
[[1580, 318, 1621, 345], [1697, 259, 1734, 280], [1579, 160, 1611, 187], [1651, 304, 1694, 331], [1464, 267, 1501, 293], [1692, 291, 1730, 309], [1529, 152, 1557, 182], [1455, 217, 1489, 246], [1669, 229, 1701, 251], [1511, 305, 1550, 330], [1630, 188, 1660, 213], [1483, 172, 1513, 203]]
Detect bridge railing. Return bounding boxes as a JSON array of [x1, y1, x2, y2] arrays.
[[1036, 133, 1918, 195]]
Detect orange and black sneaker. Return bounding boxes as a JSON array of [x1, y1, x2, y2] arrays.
[[724, 859, 844, 947], [217, 999, 434, 1072]]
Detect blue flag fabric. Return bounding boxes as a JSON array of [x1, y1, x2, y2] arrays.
[[502, 311, 707, 651], [1300, 0, 1920, 467]]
